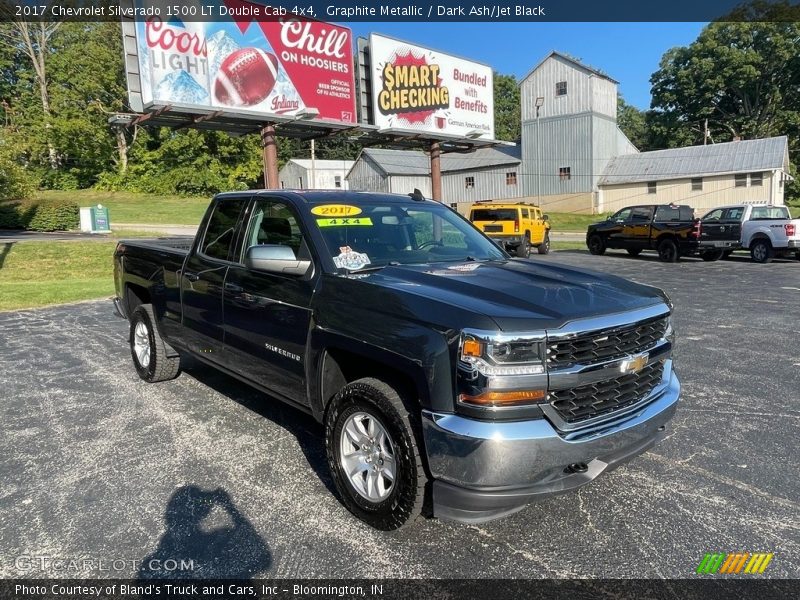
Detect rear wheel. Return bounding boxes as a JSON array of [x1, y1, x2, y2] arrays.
[[325, 378, 427, 530], [657, 238, 679, 263], [516, 235, 531, 258], [129, 305, 180, 383], [701, 249, 724, 262], [626, 248, 642, 257], [537, 232, 551, 255], [750, 239, 773, 263], [587, 234, 606, 255]]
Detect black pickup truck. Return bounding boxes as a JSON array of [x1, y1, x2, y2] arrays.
[[114, 190, 680, 529], [586, 204, 710, 262]]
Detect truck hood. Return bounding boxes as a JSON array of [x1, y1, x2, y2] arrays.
[[357, 259, 668, 331]]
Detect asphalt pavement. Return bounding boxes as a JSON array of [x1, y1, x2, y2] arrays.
[[0, 249, 798, 578]]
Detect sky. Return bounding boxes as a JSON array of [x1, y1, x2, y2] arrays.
[[346, 22, 707, 110]]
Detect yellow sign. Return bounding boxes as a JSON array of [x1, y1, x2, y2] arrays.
[[311, 204, 362, 217], [316, 217, 373, 227]]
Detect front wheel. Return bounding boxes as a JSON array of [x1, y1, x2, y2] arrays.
[[750, 239, 773, 263], [537, 232, 551, 255], [587, 234, 606, 255], [657, 238, 679, 263], [129, 305, 180, 383], [325, 378, 427, 530]]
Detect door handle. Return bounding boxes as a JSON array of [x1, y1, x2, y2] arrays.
[[184, 271, 199, 282], [224, 283, 243, 294]]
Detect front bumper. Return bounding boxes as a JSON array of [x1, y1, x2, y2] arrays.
[[422, 366, 680, 523]]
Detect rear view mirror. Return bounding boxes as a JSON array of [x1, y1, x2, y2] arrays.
[[245, 245, 311, 277]]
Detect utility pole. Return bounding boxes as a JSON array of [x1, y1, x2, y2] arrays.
[[704, 119, 709, 145], [260, 124, 279, 189], [310, 138, 316, 189], [430, 140, 443, 241]]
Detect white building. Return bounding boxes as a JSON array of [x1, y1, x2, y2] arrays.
[[279, 159, 354, 190]]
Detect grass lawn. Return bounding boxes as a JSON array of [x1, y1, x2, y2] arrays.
[[38, 190, 209, 226], [550, 241, 587, 251], [546, 212, 607, 232], [0, 241, 116, 312]]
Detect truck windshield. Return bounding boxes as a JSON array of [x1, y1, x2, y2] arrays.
[[312, 202, 506, 270], [470, 208, 518, 221]]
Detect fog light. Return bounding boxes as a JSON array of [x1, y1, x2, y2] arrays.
[[459, 389, 546, 407]]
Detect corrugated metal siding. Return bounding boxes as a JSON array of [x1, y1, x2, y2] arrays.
[[388, 175, 432, 197], [347, 156, 389, 193], [442, 165, 522, 203], [279, 162, 306, 189], [521, 113, 594, 196], [589, 76, 617, 119], [521, 55, 601, 122], [599, 171, 783, 213]]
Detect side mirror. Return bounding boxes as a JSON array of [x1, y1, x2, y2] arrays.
[[542, 214, 549, 222], [245, 245, 311, 277]]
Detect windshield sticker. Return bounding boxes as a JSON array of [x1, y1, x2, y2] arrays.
[[333, 246, 372, 271], [316, 217, 373, 227], [311, 204, 362, 217]]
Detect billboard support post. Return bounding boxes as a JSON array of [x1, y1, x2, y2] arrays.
[[430, 141, 442, 202], [261, 124, 279, 190]]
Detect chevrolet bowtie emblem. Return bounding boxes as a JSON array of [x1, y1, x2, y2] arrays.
[[620, 352, 649, 374]]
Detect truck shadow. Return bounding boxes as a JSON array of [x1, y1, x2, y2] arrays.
[[138, 484, 271, 580], [180, 357, 335, 496], [0, 242, 14, 271]]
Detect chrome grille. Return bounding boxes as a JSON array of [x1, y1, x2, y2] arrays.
[[549, 361, 664, 424], [547, 315, 668, 369]]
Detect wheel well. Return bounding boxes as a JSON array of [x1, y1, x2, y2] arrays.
[[320, 348, 418, 414], [125, 283, 151, 316], [656, 234, 677, 245], [750, 234, 771, 246]]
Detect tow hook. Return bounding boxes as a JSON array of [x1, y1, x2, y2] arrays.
[[564, 462, 589, 474]]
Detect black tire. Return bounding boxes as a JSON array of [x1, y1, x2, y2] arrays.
[[750, 239, 773, 263], [701, 249, 724, 262], [722, 250, 734, 259], [516, 235, 531, 258], [537, 232, 551, 255], [325, 378, 427, 531], [587, 234, 606, 255], [129, 304, 180, 383], [626, 248, 642, 257], [657, 238, 679, 263]]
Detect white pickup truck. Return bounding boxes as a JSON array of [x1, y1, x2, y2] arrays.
[[699, 204, 800, 263]]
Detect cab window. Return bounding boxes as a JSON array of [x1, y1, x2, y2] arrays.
[[631, 206, 653, 221], [201, 198, 245, 261], [241, 198, 309, 261], [613, 208, 632, 221]]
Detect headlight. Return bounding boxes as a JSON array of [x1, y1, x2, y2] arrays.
[[665, 314, 676, 345], [460, 332, 546, 375]]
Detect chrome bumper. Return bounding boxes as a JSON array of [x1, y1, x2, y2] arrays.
[[422, 365, 680, 523]]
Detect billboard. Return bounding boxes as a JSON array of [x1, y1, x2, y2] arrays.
[[368, 34, 494, 140], [126, 0, 356, 124]]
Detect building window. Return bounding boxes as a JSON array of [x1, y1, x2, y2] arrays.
[[280, 181, 285, 189], [750, 172, 763, 186], [691, 178, 703, 191], [555, 81, 567, 96], [506, 172, 517, 186], [334, 175, 342, 188], [647, 181, 657, 194], [735, 173, 747, 187], [559, 167, 571, 181], [465, 176, 475, 189], [297, 177, 304, 189]]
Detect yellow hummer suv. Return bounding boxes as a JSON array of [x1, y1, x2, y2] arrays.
[[469, 203, 551, 258]]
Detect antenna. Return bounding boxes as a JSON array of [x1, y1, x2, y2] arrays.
[[409, 188, 426, 202]]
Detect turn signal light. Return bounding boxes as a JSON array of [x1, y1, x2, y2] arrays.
[[459, 389, 546, 407], [461, 338, 483, 358]]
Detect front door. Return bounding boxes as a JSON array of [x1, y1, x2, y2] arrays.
[[222, 197, 315, 403], [622, 206, 654, 248], [181, 196, 247, 359]]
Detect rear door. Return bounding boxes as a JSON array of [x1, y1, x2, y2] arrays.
[[701, 207, 743, 246], [469, 207, 518, 236], [181, 196, 247, 358], [221, 196, 315, 403]]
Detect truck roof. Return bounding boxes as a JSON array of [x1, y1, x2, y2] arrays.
[[215, 189, 435, 206]]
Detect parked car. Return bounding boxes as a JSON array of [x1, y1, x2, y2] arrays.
[[469, 202, 551, 257], [114, 190, 679, 529], [586, 204, 710, 262], [699, 204, 800, 263]]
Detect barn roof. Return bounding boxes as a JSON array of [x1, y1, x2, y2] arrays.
[[353, 146, 521, 178]]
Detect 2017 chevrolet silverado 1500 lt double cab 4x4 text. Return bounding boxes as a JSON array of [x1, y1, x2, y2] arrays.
[[586, 204, 711, 262], [699, 204, 800, 263], [113, 191, 680, 529]]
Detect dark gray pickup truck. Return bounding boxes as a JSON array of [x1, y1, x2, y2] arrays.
[[113, 190, 680, 529]]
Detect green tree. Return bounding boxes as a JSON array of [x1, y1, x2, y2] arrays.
[[493, 73, 520, 141], [617, 95, 647, 150]]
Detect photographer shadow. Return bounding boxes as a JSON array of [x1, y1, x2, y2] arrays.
[[138, 485, 271, 579]]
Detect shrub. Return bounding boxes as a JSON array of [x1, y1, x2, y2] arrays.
[[0, 197, 80, 232], [0, 156, 36, 202]]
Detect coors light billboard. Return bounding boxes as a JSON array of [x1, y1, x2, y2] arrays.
[[132, 0, 356, 124]]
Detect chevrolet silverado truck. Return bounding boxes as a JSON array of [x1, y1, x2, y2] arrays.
[[586, 204, 710, 262], [113, 190, 680, 529], [699, 204, 800, 263], [469, 203, 551, 258]]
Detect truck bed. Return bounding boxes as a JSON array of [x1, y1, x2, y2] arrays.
[[118, 236, 194, 254]]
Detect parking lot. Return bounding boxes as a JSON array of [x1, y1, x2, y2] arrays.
[[0, 249, 798, 579]]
